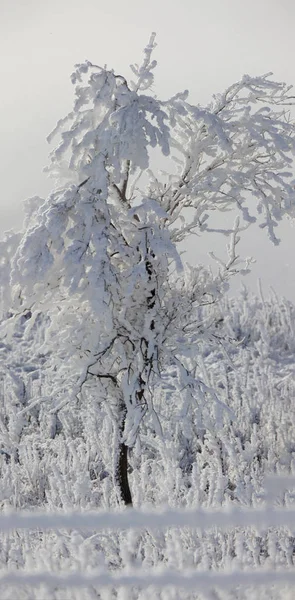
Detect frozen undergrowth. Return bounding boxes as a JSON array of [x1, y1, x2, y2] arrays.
[[0, 289, 294, 599]]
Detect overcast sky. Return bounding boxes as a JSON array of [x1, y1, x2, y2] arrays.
[[1, 0, 295, 300]]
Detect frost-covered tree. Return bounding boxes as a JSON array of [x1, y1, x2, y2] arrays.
[[1, 34, 295, 506]]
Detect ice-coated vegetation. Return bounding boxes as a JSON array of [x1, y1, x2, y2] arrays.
[[1, 35, 295, 598], [0, 290, 295, 599]]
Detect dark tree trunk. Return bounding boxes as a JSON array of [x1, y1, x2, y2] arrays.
[[118, 441, 132, 506], [114, 229, 155, 508], [116, 402, 132, 506]]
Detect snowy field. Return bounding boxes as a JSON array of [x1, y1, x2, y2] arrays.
[[0, 491, 294, 599], [1, 293, 295, 599]]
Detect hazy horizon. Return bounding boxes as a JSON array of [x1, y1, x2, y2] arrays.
[[1, 0, 295, 300]]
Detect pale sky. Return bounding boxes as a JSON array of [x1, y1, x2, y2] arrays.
[[1, 0, 295, 300]]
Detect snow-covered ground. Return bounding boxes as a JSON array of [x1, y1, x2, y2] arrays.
[[0, 291, 295, 599]]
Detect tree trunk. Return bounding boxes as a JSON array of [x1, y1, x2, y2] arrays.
[[114, 232, 155, 508], [118, 440, 132, 505], [116, 402, 132, 506]]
